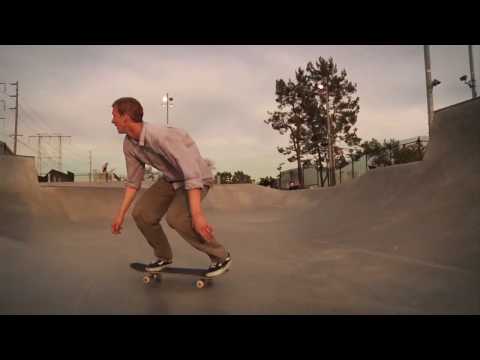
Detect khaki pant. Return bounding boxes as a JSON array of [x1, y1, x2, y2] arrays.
[[132, 177, 228, 262]]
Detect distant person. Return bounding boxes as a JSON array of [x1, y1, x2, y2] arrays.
[[110, 97, 231, 277], [102, 162, 109, 182]]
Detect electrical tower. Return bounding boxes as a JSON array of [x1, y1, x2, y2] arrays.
[[0, 99, 5, 135], [29, 134, 71, 175], [0, 81, 19, 154]]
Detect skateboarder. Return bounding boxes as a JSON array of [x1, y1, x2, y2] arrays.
[[110, 97, 231, 278]]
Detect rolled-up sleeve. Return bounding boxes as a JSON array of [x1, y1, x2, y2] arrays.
[[162, 133, 204, 190], [123, 138, 145, 189]]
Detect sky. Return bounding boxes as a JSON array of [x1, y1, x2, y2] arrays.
[[0, 45, 478, 180]]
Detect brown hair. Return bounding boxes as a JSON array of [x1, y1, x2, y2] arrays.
[[112, 97, 144, 123]]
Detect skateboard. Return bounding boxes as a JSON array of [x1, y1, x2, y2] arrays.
[[130, 262, 227, 289]]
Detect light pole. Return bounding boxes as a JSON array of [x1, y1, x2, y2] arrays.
[[349, 149, 355, 180], [423, 46, 441, 138], [459, 45, 477, 98], [162, 93, 174, 125], [468, 45, 477, 98], [317, 83, 335, 187], [277, 162, 285, 189]]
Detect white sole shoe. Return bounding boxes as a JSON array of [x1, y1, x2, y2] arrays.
[[205, 260, 231, 278]]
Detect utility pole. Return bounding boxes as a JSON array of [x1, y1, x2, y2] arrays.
[[423, 46, 441, 137], [0, 100, 5, 120], [56, 135, 71, 171], [323, 83, 335, 186], [162, 93, 174, 125], [316, 82, 335, 187], [350, 151, 355, 180], [29, 134, 44, 175], [167, 93, 169, 124], [0, 100, 6, 139], [424, 46, 434, 138], [0, 81, 19, 154], [59, 136, 62, 171], [9, 134, 23, 152], [89, 150, 92, 183], [54, 134, 71, 171], [12, 82, 18, 154], [468, 45, 477, 98]]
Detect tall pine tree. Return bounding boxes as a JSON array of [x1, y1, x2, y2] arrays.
[[305, 57, 361, 185], [266, 57, 360, 188], [265, 68, 312, 187]]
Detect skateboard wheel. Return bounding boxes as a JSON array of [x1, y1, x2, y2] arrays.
[[196, 280, 205, 289], [143, 275, 151, 284]]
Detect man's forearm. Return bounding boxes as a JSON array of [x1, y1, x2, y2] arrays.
[[187, 188, 203, 217], [118, 186, 138, 217]]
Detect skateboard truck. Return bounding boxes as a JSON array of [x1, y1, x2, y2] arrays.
[[130, 263, 224, 289], [142, 271, 212, 289]]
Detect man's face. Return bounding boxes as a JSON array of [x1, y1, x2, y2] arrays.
[[111, 107, 129, 134]]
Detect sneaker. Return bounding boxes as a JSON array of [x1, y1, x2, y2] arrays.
[[206, 253, 232, 278], [145, 258, 172, 273]]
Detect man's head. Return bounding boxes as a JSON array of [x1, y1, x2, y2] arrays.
[[111, 97, 143, 134]]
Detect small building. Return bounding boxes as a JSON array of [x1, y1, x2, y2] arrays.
[[38, 169, 75, 183]]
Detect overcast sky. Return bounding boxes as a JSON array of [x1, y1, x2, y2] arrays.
[[0, 45, 478, 180]]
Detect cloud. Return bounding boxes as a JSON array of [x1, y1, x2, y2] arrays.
[[0, 45, 476, 179]]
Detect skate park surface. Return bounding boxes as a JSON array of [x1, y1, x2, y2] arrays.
[[1, 98, 479, 315]]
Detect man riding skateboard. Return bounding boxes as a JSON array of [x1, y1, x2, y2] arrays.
[[110, 97, 231, 278]]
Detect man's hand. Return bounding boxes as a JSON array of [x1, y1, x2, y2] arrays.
[[192, 213, 214, 242], [187, 188, 214, 242], [111, 186, 137, 235], [112, 214, 125, 235]]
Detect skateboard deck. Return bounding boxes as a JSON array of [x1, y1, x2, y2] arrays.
[[129, 262, 223, 288]]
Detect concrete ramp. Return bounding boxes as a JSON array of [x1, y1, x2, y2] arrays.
[[0, 155, 43, 214], [296, 98, 480, 273], [0, 98, 479, 314]]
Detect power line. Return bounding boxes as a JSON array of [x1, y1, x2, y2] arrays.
[[15, 115, 48, 143], [28, 136, 92, 170], [16, 137, 37, 154], [9, 97, 97, 175], [29, 134, 71, 174], [18, 102, 99, 164], [19, 107, 50, 133], [0, 99, 6, 138], [19, 102, 58, 134], [10, 115, 64, 161], [19, 108, 94, 162], [16, 108, 89, 164], [16, 100, 102, 175]]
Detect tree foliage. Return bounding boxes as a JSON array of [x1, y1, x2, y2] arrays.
[[360, 138, 427, 168], [259, 176, 277, 187], [216, 170, 252, 184], [265, 56, 360, 188]]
